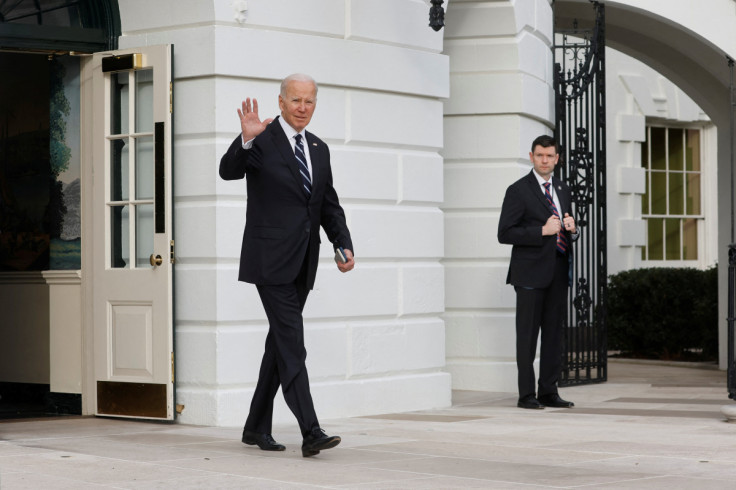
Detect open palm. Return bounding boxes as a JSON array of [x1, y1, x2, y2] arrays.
[[238, 98, 273, 141]]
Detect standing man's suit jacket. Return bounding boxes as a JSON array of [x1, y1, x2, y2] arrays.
[[219, 116, 353, 290], [498, 171, 574, 289]]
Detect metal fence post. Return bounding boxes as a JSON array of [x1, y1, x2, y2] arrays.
[[729, 244, 736, 399]]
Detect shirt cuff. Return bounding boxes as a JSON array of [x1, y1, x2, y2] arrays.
[[241, 134, 254, 149]]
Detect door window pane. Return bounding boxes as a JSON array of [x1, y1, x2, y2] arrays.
[[111, 205, 129, 268], [135, 69, 154, 133], [136, 204, 154, 267], [110, 138, 129, 201], [111, 72, 129, 135], [135, 136, 154, 200]]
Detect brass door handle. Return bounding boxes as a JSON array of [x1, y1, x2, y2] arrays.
[[150, 254, 163, 267]]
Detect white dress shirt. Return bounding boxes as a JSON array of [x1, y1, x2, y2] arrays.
[[532, 169, 562, 213]]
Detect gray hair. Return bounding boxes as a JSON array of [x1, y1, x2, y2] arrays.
[[280, 73, 318, 98]]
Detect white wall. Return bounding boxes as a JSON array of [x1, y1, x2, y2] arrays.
[[605, 47, 717, 275], [442, 0, 555, 392], [118, 0, 451, 426]]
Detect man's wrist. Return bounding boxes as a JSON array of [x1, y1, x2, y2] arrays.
[[240, 134, 255, 149]]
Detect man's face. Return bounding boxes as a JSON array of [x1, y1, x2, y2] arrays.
[[529, 144, 559, 180], [278, 80, 317, 132]]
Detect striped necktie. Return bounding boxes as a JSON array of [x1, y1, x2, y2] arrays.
[[544, 182, 567, 254], [294, 134, 312, 197]]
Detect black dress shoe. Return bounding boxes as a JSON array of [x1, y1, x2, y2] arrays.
[[301, 428, 341, 457], [537, 393, 574, 408], [517, 394, 545, 409], [242, 430, 286, 451]]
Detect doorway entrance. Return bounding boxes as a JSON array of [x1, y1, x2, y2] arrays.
[[0, 0, 118, 419], [0, 50, 83, 418]]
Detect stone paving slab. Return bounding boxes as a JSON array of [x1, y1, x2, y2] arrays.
[[1, 361, 735, 489]]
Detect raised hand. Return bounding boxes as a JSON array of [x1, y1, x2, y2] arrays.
[[237, 98, 273, 142]]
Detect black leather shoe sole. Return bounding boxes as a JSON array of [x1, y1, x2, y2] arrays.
[[302, 435, 341, 457]]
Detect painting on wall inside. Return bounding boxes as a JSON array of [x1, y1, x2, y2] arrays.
[[0, 53, 81, 271]]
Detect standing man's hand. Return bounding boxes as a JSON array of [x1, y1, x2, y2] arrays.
[[542, 215, 561, 236], [337, 249, 355, 273], [237, 98, 273, 142], [562, 213, 577, 234]]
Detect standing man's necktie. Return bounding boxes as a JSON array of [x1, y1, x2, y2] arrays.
[[294, 134, 312, 197], [544, 182, 567, 254]]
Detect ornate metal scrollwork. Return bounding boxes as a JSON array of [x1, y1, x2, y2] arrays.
[[554, 1, 607, 386], [568, 128, 595, 228], [573, 277, 593, 318]]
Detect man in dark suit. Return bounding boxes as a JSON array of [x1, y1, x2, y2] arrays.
[[220, 73, 354, 457], [497, 135, 577, 410]]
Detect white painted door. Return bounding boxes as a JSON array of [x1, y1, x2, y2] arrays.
[[90, 45, 174, 419]]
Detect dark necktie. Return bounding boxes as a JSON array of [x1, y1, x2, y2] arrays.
[[294, 134, 312, 197], [544, 182, 567, 254]]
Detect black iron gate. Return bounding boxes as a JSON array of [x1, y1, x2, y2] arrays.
[[553, 1, 607, 386]]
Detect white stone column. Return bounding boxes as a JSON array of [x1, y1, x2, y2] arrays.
[[442, 0, 555, 392]]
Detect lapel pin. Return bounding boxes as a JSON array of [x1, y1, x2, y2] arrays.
[[312, 143, 317, 146]]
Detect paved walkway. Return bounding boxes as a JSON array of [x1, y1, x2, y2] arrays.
[[1, 360, 735, 489]]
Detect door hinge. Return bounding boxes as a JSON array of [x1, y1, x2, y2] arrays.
[[170, 239, 176, 264], [171, 352, 175, 383], [169, 81, 173, 113]]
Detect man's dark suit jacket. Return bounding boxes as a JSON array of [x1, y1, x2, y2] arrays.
[[219, 116, 353, 290], [498, 171, 574, 288]]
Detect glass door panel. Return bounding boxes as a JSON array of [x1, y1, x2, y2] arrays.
[[136, 204, 154, 267], [111, 205, 129, 269], [107, 69, 155, 269], [135, 69, 154, 133], [110, 138, 129, 202], [135, 136, 154, 200], [111, 72, 129, 135]]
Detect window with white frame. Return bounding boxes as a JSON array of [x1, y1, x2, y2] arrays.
[[640, 126, 702, 261]]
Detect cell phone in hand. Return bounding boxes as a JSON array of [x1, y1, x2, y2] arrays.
[[334, 247, 347, 264]]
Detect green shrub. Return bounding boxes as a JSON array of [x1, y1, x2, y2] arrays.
[[607, 266, 718, 361]]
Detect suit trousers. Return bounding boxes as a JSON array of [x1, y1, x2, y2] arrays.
[[244, 256, 319, 437], [514, 253, 569, 399]]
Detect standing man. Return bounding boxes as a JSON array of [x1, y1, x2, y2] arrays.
[[497, 135, 577, 410], [219, 73, 354, 457]]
